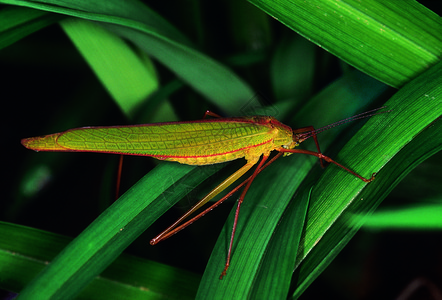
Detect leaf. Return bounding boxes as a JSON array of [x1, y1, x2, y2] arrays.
[[15, 163, 222, 299], [195, 70, 388, 298], [291, 58, 442, 298], [0, 221, 200, 299], [61, 18, 159, 119], [271, 34, 316, 102], [5, 1, 442, 299], [249, 0, 442, 88], [356, 204, 442, 230], [195, 60, 442, 299], [0, 6, 62, 49], [0, 0, 256, 115]]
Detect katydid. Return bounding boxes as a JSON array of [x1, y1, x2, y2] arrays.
[[21, 107, 386, 278]]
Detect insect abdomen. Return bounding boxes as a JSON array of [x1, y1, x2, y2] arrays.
[[23, 119, 277, 165]]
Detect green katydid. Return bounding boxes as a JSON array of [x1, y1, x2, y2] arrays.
[[21, 107, 386, 278]]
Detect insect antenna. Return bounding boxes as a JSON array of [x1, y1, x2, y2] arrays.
[[298, 106, 390, 141]]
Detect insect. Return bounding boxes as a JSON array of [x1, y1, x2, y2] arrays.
[[21, 107, 386, 278]]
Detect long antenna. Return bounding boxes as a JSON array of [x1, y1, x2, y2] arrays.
[[298, 106, 390, 141]]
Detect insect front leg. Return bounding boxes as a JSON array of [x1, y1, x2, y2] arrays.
[[293, 126, 326, 167], [278, 148, 375, 182]]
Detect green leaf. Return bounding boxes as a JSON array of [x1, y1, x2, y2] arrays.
[[291, 59, 442, 298], [0, 6, 62, 49], [61, 18, 159, 119], [250, 185, 311, 299], [357, 204, 442, 230], [0, 0, 256, 114], [195, 70, 388, 298], [0, 222, 200, 299], [5, 2, 442, 299], [195, 60, 441, 299], [271, 35, 316, 102], [249, 0, 442, 88], [15, 163, 222, 299]]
